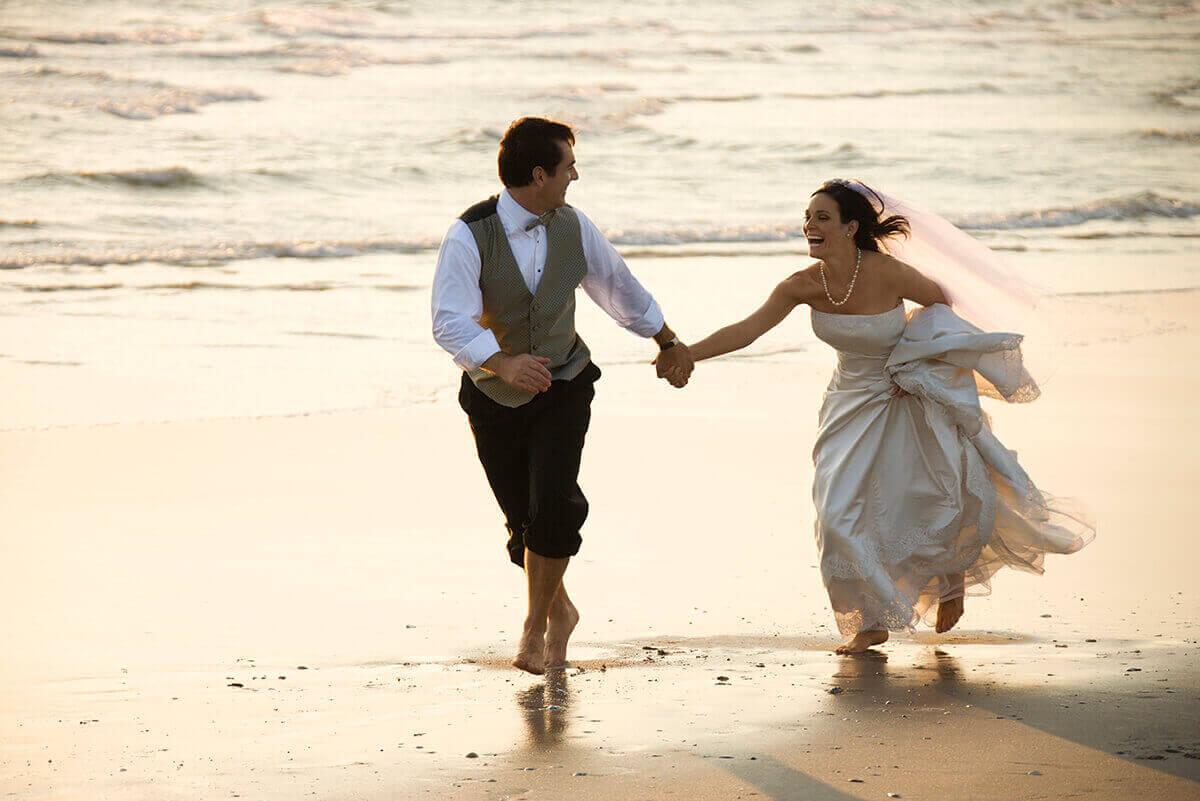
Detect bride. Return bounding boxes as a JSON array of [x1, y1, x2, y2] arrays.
[[687, 179, 1095, 654]]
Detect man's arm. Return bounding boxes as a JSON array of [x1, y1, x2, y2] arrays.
[[574, 209, 693, 387], [431, 221, 552, 392]]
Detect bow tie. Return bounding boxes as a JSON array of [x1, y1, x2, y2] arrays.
[[525, 209, 556, 232]]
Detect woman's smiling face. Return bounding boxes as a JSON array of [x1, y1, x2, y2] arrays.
[[804, 192, 855, 257]]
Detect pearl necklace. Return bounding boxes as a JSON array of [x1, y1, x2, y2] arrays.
[[819, 248, 862, 306]]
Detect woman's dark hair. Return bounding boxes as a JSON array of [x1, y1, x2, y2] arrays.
[[812, 179, 910, 253], [498, 117, 576, 188]]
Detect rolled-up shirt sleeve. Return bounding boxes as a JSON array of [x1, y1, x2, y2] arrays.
[[576, 209, 665, 337], [430, 220, 501, 371]]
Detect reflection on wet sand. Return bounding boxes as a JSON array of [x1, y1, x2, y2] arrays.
[[516, 669, 571, 749], [830, 649, 891, 695], [427, 634, 1197, 799], [817, 642, 1198, 786]]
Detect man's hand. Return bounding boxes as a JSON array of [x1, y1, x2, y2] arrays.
[[485, 352, 553, 394], [653, 343, 694, 388]]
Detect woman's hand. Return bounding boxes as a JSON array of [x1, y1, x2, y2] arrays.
[[652, 346, 694, 388]]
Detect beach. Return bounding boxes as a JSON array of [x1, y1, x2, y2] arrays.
[[3, 0, 1200, 797], [3, 287, 1198, 800]]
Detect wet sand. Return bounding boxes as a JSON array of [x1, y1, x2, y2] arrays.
[[1, 291, 1198, 799]]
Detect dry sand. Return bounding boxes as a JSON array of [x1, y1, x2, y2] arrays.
[[2, 291, 1198, 800]]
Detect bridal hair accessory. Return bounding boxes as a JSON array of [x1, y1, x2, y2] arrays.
[[837, 179, 1044, 334], [834, 178, 1061, 387]]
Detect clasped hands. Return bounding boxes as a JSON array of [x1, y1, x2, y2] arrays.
[[652, 343, 694, 389]]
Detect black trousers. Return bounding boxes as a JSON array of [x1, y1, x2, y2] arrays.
[[458, 362, 601, 568]]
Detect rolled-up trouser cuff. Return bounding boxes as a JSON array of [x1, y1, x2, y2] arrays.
[[462, 362, 599, 570]]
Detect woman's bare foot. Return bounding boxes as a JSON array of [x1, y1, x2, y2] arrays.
[[935, 596, 964, 633], [835, 629, 888, 654], [514, 623, 546, 675], [544, 590, 579, 670], [936, 572, 965, 633]]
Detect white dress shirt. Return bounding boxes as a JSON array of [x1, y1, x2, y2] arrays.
[[431, 190, 665, 370]]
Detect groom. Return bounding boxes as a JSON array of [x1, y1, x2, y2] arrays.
[[431, 117, 694, 674]]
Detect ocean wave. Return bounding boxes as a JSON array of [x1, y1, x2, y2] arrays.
[[1063, 230, 1200, 240], [606, 224, 805, 247], [1140, 129, 1200, 144], [785, 143, 869, 165], [178, 41, 443, 77], [8, 66, 262, 120], [526, 83, 638, 102], [6, 280, 422, 295], [1, 237, 438, 269], [782, 83, 1000, 100], [1053, 287, 1200, 301], [545, 84, 1001, 134], [0, 44, 39, 58], [601, 97, 670, 126], [254, 7, 622, 42], [1154, 80, 1200, 108], [28, 166, 201, 188], [531, 48, 639, 64], [256, 7, 399, 39], [954, 192, 1200, 230], [100, 88, 261, 120], [30, 27, 206, 45], [7, 191, 1195, 269], [273, 54, 402, 76], [607, 192, 1200, 245], [427, 127, 504, 147], [10, 283, 124, 293]]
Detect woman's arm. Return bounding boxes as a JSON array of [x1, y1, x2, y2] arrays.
[[690, 274, 813, 361]]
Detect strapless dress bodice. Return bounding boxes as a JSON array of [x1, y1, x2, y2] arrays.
[[811, 304, 906, 389]]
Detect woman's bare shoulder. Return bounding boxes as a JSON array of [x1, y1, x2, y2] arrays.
[[780, 263, 822, 301], [868, 252, 923, 287], [872, 251, 948, 304]]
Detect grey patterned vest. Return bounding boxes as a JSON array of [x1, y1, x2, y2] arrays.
[[460, 195, 592, 408]]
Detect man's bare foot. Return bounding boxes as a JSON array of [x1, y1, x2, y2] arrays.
[[514, 625, 546, 675], [935, 596, 964, 633], [835, 629, 888, 654], [544, 594, 579, 669]]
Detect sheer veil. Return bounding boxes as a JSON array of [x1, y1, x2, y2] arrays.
[[846, 180, 1060, 392]]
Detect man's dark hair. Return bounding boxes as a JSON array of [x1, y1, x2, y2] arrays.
[[498, 117, 575, 188]]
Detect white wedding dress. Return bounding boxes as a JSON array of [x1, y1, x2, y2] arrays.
[[810, 302, 1095, 636]]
